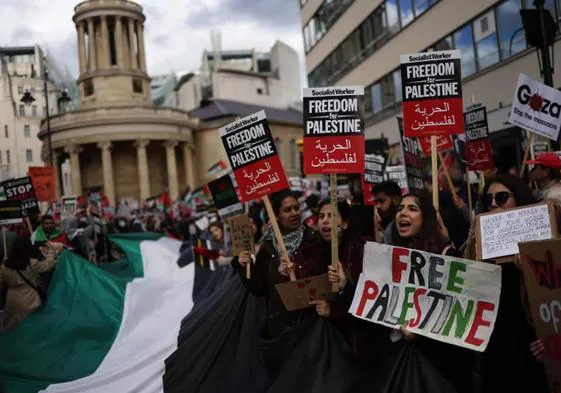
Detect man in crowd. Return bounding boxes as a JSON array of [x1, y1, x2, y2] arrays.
[[528, 152, 561, 205], [372, 181, 402, 243], [30, 215, 69, 246]]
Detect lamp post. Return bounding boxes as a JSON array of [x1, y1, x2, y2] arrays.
[[20, 61, 71, 167]]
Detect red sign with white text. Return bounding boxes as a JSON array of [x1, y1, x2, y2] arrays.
[[401, 50, 464, 137], [303, 86, 365, 174], [219, 111, 289, 202], [464, 104, 494, 170], [418, 134, 453, 156]]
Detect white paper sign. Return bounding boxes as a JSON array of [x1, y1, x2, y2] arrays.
[[349, 242, 502, 352], [509, 73, 561, 141], [479, 204, 552, 260]]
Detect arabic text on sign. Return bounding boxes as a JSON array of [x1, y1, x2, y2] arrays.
[[307, 98, 358, 113]]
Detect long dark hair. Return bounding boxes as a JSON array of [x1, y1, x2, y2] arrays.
[[391, 191, 447, 254], [482, 174, 536, 213], [4, 237, 33, 270]]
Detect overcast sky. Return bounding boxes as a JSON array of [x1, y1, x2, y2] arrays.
[[1, 0, 306, 85]]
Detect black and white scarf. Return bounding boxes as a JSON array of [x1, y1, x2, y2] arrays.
[[263, 224, 304, 258]]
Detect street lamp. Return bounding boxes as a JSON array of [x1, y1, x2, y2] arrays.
[[19, 62, 72, 167]]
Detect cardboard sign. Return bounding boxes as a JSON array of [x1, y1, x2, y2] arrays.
[[418, 134, 453, 156], [208, 174, 244, 219], [226, 214, 254, 256], [363, 154, 385, 205], [350, 242, 502, 351], [476, 203, 558, 261], [398, 117, 425, 193], [303, 86, 365, 174], [384, 166, 409, 195], [28, 166, 56, 202], [219, 111, 289, 202], [464, 104, 494, 171], [0, 200, 23, 225], [509, 73, 561, 141], [401, 50, 464, 137], [519, 239, 561, 392], [275, 273, 333, 311], [61, 196, 78, 221], [0, 177, 39, 216]]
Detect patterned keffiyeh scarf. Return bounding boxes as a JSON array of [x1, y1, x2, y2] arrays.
[[262, 224, 304, 258]]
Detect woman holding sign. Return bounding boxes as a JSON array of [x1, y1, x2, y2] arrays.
[[464, 174, 548, 393], [389, 191, 474, 393]]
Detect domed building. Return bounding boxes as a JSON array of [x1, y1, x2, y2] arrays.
[[40, 0, 198, 204]]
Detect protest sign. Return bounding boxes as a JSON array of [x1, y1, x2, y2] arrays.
[[303, 86, 365, 174], [61, 196, 78, 221], [398, 117, 425, 193], [476, 203, 557, 261], [207, 174, 244, 219], [275, 274, 333, 311], [350, 242, 501, 351], [219, 110, 288, 202], [28, 166, 56, 202], [509, 73, 561, 141], [226, 214, 254, 257], [363, 154, 385, 205], [0, 200, 23, 225], [0, 176, 39, 216], [519, 239, 561, 392], [401, 49, 464, 137], [464, 104, 493, 171], [384, 165, 408, 195], [418, 134, 452, 156]]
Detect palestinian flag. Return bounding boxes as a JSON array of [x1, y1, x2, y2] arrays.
[[0, 233, 195, 393]]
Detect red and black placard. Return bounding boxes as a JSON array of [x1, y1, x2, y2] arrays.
[[401, 50, 464, 137], [0, 176, 39, 216], [207, 174, 244, 219], [362, 154, 385, 205], [464, 103, 494, 170], [398, 117, 425, 193], [303, 86, 365, 174], [418, 134, 453, 156], [219, 110, 288, 202]]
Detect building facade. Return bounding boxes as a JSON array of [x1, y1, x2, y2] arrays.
[[301, 0, 561, 168], [40, 0, 197, 204], [0, 45, 59, 181]]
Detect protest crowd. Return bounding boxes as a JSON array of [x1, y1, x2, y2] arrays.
[[1, 56, 561, 393]]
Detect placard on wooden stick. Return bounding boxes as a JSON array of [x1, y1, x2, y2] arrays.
[[475, 202, 558, 262], [275, 274, 333, 311], [226, 214, 254, 278]]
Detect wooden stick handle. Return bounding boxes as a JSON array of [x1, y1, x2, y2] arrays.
[[466, 171, 473, 227], [431, 135, 439, 211], [519, 133, 533, 177], [263, 196, 296, 282], [438, 152, 458, 199], [329, 173, 339, 293], [2, 226, 7, 261], [246, 259, 251, 279]]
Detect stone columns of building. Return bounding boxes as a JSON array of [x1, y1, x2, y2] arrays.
[[115, 16, 124, 67], [134, 140, 151, 200], [97, 142, 115, 205], [77, 21, 86, 75], [52, 150, 62, 199], [65, 145, 83, 196], [137, 22, 146, 72], [183, 142, 196, 190], [164, 141, 179, 200], [128, 18, 138, 69], [121, 17, 130, 68], [87, 18, 97, 71], [101, 16, 110, 68]]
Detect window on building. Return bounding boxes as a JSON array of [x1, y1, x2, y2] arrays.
[[496, 0, 526, 60], [6, 150, 10, 164], [433, 35, 453, 51], [393, 69, 402, 102], [544, 0, 560, 25], [24, 125, 30, 137], [19, 105, 25, 116], [413, 0, 430, 16], [386, 0, 400, 33], [399, 0, 414, 27], [17, 86, 23, 94], [474, 10, 500, 70], [4, 125, 7, 138], [26, 149, 33, 163], [364, 86, 373, 115], [84, 79, 94, 96], [372, 6, 387, 38], [132, 78, 143, 93], [371, 83, 383, 114], [32, 105, 37, 117], [453, 24, 477, 78], [380, 74, 395, 108], [274, 137, 283, 159], [359, 16, 375, 54]]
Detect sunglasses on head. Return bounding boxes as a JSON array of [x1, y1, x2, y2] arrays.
[[483, 191, 513, 207]]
